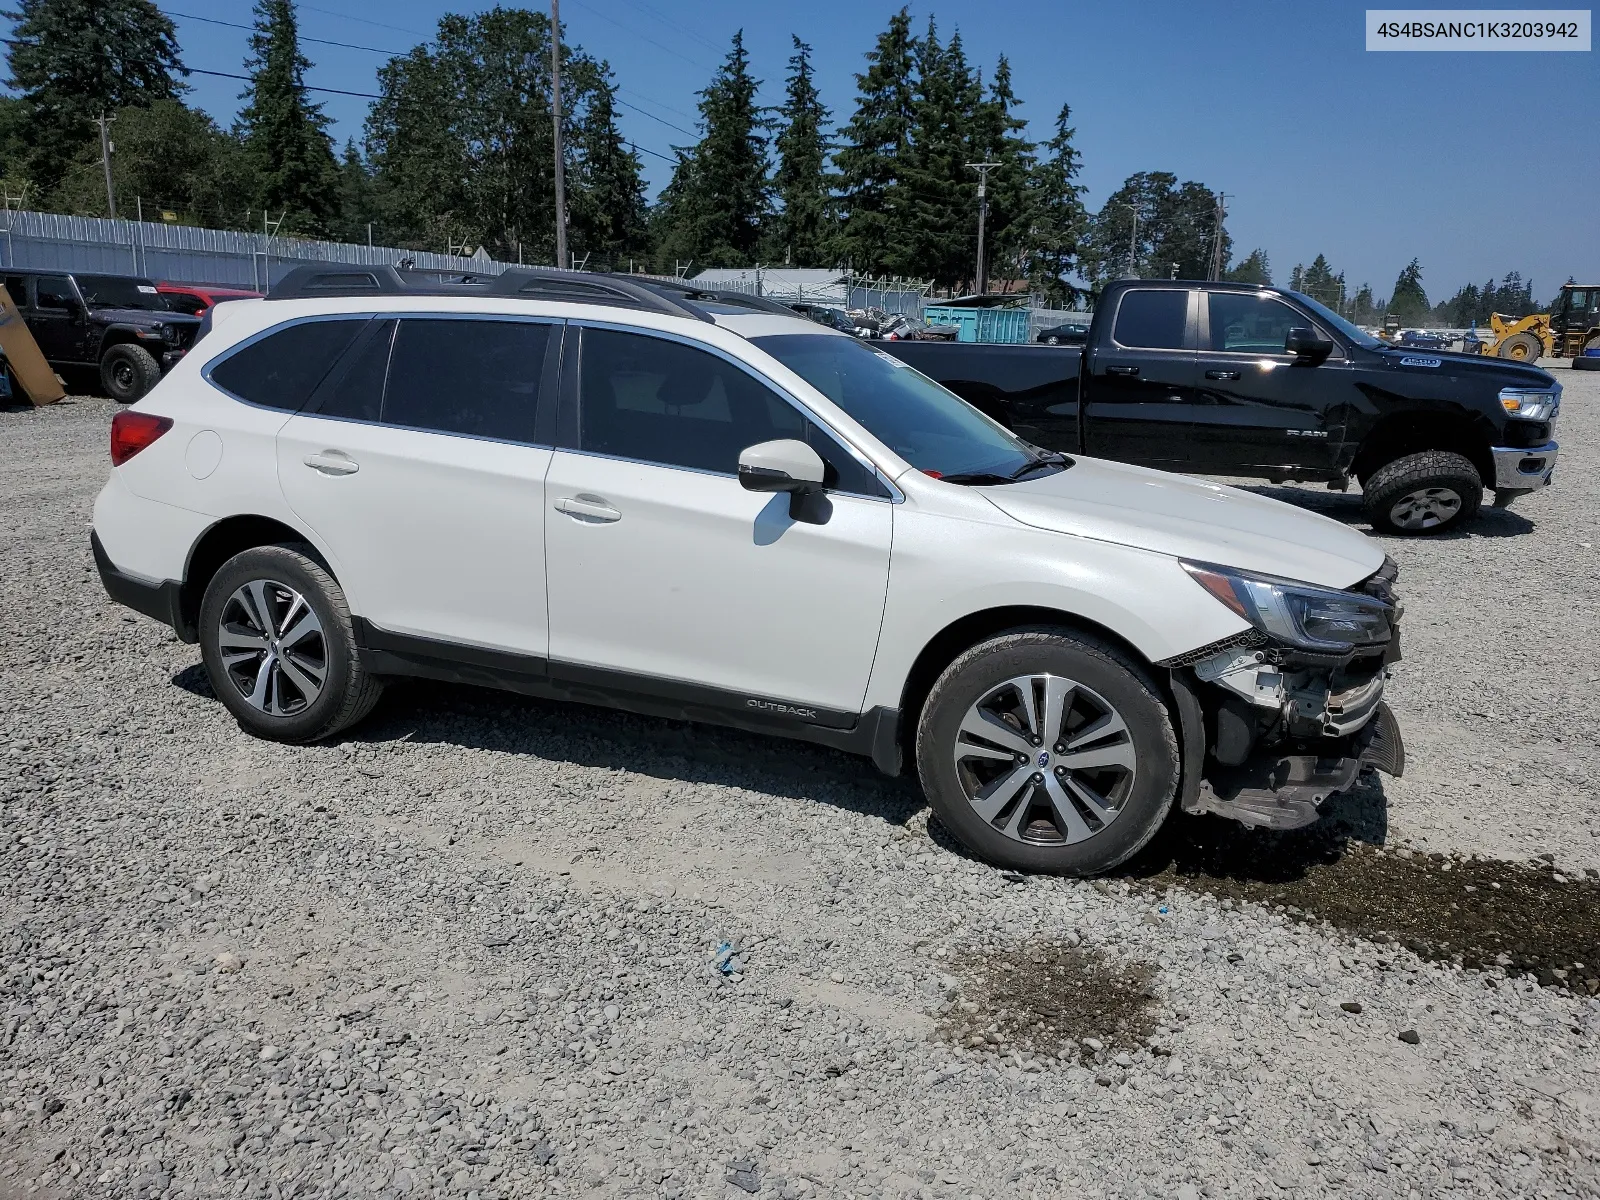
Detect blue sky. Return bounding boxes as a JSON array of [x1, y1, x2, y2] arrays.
[[5, 0, 1596, 300]]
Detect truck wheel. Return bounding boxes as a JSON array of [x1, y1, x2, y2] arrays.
[[915, 627, 1179, 876], [100, 343, 162, 403], [1496, 332, 1541, 362], [1363, 451, 1483, 535], [199, 543, 383, 743]]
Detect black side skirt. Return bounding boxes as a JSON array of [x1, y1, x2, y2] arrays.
[[351, 617, 903, 776]]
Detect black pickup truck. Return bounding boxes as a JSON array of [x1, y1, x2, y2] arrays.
[[882, 278, 1561, 535]]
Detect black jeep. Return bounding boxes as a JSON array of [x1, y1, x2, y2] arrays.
[[1, 269, 201, 403]]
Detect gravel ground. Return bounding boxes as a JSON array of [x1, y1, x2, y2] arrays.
[[2, 366, 1598, 1200]]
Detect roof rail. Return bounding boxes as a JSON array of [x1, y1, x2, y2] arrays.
[[266, 263, 713, 322], [629, 278, 799, 317]]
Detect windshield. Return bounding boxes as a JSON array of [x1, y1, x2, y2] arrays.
[[753, 332, 1056, 481], [75, 276, 170, 311], [1287, 290, 1382, 349]]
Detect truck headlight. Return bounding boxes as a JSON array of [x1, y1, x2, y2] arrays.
[[1500, 387, 1560, 420], [1182, 561, 1394, 653]]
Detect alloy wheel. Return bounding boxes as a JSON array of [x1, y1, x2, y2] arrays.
[[951, 673, 1138, 845], [216, 579, 327, 716], [1388, 486, 1461, 531]]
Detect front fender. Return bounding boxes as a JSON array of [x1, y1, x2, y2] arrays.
[[862, 507, 1250, 711]]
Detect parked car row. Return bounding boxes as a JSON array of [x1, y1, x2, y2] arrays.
[[0, 269, 260, 402], [94, 266, 1408, 876]]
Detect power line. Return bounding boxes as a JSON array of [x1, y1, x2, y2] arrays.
[[613, 97, 695, 138], [294, 3, 428, 38], [159, 7, 406, 56], [611, 0, 727, 56], [562, 0, 715, 72], [617, 87, 696, 123], [185, 65, 382, 99]]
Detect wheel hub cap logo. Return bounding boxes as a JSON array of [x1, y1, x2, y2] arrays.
[[1037, 751, 1051, 768]]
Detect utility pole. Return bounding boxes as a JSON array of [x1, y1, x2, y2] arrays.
[[965, 162, 1000, 295], [550, 0, 568, 270], [1209, 192, 1229, 280], [1116, 202, 1138, 278], [97, 114, 117, 219]]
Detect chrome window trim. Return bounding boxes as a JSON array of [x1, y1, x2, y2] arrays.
[[569, 316, 904, 503]]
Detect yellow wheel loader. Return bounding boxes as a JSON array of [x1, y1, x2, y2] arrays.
[[1471, 284, 1600, 364]]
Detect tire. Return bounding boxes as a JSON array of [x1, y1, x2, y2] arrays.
[[915, 627, 1180, 876], [199, 543, 383, 743], [1362, 450, 1483, 535], [1045, 335, 1061, 345], [1496, 332, 1542, 363], [1574, 355, 1600, 372], [99, 342, 162, 403]]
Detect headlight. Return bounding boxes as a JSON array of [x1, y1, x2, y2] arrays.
[[1182, 561, 1394, 653], [1500, 387, 1560, 421]]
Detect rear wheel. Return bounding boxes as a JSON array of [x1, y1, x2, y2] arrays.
[[199, 543, 382, 742], [916, 627, 1179, 875], [1363, 450, 1482, 535], [99, 343, 162, 403], [1496, 332, 1542, 363], [1045, 335, 1062, 345]]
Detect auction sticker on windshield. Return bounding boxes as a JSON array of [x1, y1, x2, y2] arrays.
[[1367, 9, 1590, 50]]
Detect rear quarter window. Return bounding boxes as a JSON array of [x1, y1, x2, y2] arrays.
[[207, 318, 369, 411]]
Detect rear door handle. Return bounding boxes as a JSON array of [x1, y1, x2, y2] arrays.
[[556, 496, 622, 523], [303, 451, 359, 476], [1105, 365, 1140, 377], [1205, 370, 1241, 381]]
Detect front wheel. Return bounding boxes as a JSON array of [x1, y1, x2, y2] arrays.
[[199, 543, 383, 742], [1496, 332, 1542, 363], [915, 628, 1179, 875], [1362, 450, 1483, 535], [99, 343, 162, 403]]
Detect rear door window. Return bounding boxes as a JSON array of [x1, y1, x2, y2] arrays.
[[2, 275, 28, 305], [380, 318, 551, 443], [1112, 290, 1189, 349], [208, 318, 369, 411]]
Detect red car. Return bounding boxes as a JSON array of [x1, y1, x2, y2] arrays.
[[156, 283, 262, 317]]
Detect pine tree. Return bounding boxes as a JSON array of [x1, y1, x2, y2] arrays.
[[236, 0, 340, 236], [568, 61, 650, 267], [1351, 283, 1380, 324], [1078, 172, 1223, 284], [332, 139, 377, 245], [365, 42, 465, 253], [1026, 102, 1086, 302], [1289, 264, 1306, 292], [901, 18, 974, 288], [1300, 254, 1340, 307], [3, 0, 185, 194], [769, 37, 831, 267], [654, 31, 769, 268], [833, 7, 916, 275], [1225, 249, 1271, 285], [968, 55, 1034, 290], [1150, 181, 1224, 280], [1389, 258, 1429, 322]]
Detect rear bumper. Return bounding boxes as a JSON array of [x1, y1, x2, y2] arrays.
[[1491, 440, 1557, 493], [91, 530, 193, 641]]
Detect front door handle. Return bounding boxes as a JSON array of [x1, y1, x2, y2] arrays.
[[304, 451, 359, 476], [556, 496, 622, 523], [1205, 369, 1241, 381], [1105, 365, 1140, 377]]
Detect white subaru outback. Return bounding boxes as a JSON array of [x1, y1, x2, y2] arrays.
[[92, 266, 1404, 875]]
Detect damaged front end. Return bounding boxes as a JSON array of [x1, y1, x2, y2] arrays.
[[1162, 557, 1406, 831]]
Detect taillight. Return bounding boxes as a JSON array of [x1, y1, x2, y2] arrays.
[[110, 411, 173, 466]]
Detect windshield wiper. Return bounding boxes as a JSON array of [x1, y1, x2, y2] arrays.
[[1009, 451, 1071, 479], [938, 471, 1017, 485]]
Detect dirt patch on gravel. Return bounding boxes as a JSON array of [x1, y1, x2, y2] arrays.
[[1124, 814, 1600, 994], [939, 939, 1158, 1055]]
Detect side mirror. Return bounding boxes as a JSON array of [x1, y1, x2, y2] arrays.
[[738, 439, 829, 524], [1285, 326, 1333, 360]]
